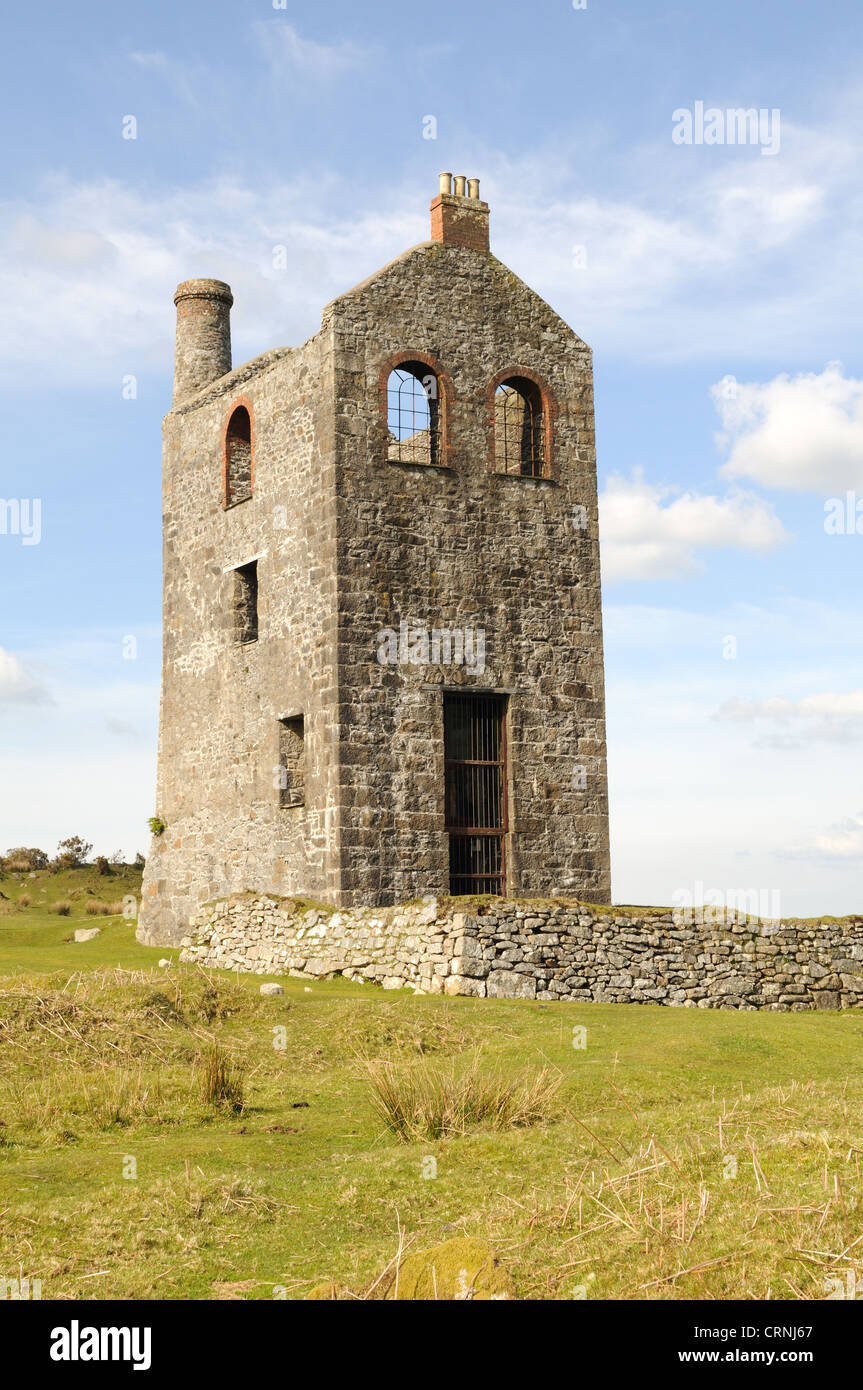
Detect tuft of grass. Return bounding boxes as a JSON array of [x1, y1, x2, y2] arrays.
[[363, 1054, 561, 1142], [51, 901, 72, 916], [199, 1045, 245, 1114], [85, 900, 125, 917], [17, 894, 31, 909]]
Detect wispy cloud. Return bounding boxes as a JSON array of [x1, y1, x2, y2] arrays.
[[0, 173, 423, 385], [254, 21, 373, 79], [1, 95, 861, 384], [779, 809, 863, 861], [714, 688, 863, 747], [0, 630, 158, 859], [129, 50, 208, 111], [105, 716, 139, 739]]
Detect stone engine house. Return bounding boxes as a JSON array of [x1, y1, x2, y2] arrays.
[[139, 175, 611, 947]]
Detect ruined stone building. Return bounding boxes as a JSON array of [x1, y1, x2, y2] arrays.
[[139, 175, 611, 946]]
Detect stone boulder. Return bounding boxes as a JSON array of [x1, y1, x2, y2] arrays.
[[386, 1238, 515, 1301]]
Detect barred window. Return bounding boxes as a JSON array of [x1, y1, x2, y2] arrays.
[[444, 693, 508, 896], [387, 363, 439, 466], [494, 377, 545, 477]]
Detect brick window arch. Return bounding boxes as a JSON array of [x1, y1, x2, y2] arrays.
[[223, 399, 254, 507], [487, 369, 557, 478], [378, 351, 454, 468]]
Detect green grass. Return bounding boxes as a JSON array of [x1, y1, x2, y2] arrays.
[[1, 869, 862, 1301]]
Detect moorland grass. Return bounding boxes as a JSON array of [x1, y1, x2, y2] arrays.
[[0, 872, 861, 1300]]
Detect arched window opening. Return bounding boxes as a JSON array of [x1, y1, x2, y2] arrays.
[[494, 377, 545, 477], [387, 363, 439, 466], [225, 405, 253, 505]]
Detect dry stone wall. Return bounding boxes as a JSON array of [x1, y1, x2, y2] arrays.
[[180, 897, 863, 1011]]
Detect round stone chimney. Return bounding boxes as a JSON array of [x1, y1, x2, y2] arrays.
[[172, 278, 233, 405]]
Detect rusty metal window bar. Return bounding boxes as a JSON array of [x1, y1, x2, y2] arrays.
[[444, 693, 507, 896], [226, 405, 252, 505], [494, 377, 544, 477], [387, 363, 439, 466]]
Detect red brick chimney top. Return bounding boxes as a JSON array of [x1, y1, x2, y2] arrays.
[[430, 173, 490, 252]]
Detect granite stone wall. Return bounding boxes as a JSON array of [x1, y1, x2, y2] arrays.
[[180, 897, 863, 1011]]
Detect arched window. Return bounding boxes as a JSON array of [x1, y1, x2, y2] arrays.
[[386, 362, 440, 466], [494, 377, 545, 477], [225, 404, 253, 506]]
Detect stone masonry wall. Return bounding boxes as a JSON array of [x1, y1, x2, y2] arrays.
[[181, 897, 863, 1011], [138, 330, 343, 947], [327, 236, 610, 906], [140, 181, 619, 942]]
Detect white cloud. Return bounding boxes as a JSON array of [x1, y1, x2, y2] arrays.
[[714, 363, 863, 492], [599, 469, 787, 581], [0, 647, 49, 706]]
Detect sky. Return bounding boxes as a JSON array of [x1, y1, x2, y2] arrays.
[[1, 0, 862, 915]]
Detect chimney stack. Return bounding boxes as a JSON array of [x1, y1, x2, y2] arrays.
[[430, 173, 490, 252], [172, 279, 233, 405]]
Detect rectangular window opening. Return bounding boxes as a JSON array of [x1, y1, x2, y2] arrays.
[[278, 715, 305, 809], [233, 561, 258, 643], [444, 693, 508, 896]]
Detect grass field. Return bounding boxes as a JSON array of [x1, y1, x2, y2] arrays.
[[1, 865, 861, 1300]]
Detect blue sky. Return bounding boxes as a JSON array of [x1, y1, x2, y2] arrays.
[[2, 0, 863, 913]]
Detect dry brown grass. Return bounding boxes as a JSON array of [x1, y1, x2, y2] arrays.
[[84, 900, 125, 916], [363, 1053, 562, 1141], [199, 1044, 245, 1114]]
